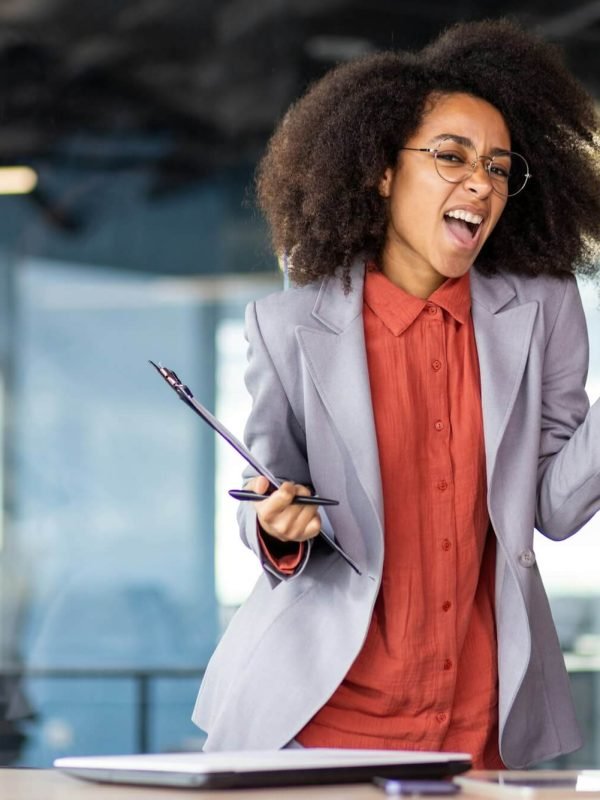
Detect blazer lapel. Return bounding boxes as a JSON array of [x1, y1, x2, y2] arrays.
[[293, 266, 538, 553], [471, 270, 538, 489], [295, 263, 384, 539]]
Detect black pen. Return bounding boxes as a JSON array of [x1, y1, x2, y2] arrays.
[[228, 489, 339, 506]]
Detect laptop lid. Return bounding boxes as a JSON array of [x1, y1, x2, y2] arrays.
[[54, 749, 472, 789]]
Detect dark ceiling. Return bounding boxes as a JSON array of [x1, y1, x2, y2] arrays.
[[0, 0, 598, 191]]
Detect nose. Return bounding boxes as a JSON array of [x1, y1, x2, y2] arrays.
[[463, 158, 494, 197]]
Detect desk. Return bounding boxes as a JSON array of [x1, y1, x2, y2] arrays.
[[0, 769, 465, 800], [0, 769, 428, 800]]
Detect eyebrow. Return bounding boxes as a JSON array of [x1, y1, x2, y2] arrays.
[[428, 133, 511, 156]]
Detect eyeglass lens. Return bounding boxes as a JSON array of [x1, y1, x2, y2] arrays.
[[433, 138, 529, 196]]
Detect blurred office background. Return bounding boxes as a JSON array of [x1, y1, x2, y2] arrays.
[[0, 0, 598, 769]]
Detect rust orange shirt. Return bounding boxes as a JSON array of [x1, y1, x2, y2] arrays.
[[297, 267, 502, 769]]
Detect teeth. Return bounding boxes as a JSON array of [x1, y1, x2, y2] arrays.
[[445, 209, 483, 225]]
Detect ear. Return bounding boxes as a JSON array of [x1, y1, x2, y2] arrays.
[[378, 167, 393, 198]]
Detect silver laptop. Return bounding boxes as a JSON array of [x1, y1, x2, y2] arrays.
[[54, 748, 472, 789]]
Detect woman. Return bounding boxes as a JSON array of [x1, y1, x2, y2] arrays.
[[193, 19, 600, 769]]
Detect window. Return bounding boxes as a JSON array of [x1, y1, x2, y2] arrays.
[[535, 278, 600, 596]]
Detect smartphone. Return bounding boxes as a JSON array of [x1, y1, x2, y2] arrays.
[[373, 777, 460, 796]]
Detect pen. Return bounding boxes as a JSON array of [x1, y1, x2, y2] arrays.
[[228, 489, 339, 506]]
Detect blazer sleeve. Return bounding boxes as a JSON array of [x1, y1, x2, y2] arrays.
[[236, 300, 314, 583], [535, 277, 600, 539]]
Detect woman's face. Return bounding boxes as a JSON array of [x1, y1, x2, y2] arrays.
[[379, 92, 510, 296]]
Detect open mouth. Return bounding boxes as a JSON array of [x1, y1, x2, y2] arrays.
[[443, 209, 484, 244]]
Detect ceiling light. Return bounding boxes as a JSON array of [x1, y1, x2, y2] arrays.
[[0, 166, 38, 195]]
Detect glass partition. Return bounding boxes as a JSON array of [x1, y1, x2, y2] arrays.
[[0, 146, 282, 764], [0, 257, 281, 765]]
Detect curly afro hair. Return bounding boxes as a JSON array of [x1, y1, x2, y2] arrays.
[[256, 18, 600, 289]]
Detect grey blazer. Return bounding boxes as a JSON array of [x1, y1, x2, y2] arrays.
[[193, 261, 600, 769]]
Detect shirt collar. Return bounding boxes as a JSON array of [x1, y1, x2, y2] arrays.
[[430, 272, 472, 325], [363, 265, 472, 336]]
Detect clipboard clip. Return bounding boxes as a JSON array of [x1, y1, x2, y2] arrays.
[[149, 362, 193, 400]]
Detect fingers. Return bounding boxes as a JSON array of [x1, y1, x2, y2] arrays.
[[247, 475, 271, 495], [254, 481, 321, 542]]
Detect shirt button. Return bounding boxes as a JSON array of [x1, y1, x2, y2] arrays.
[[435, 712, 447, 724], [427, 305, 437, 315], [437, 480, 448, 491], [442, 601, 452, 612], [443, 659, 453, 671], [432, 359, 442, 371], [441, 539, 452, 552], [434, 420, 444, 431]]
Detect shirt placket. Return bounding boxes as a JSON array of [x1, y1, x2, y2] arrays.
[[423, 302, 458, 737]]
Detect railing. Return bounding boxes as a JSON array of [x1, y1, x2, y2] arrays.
[[2, 660, 600, 767], [0, 666, 205, 753]]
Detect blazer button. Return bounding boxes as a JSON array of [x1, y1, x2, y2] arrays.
[[518, 548, 536, 568]]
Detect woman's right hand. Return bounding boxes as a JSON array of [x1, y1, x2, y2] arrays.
[[246, 475, 322, 543]]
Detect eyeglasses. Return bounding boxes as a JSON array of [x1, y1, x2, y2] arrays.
[[401, 136, 531, 197]]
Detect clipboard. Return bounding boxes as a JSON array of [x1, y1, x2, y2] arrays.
[[149, 361, 360, 574]]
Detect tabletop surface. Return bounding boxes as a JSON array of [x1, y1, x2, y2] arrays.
[[0, 768, 396, 800], [3, 768, 600, 800]]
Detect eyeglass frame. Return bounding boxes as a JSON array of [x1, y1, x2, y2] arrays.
[[400, 136, 532, 197]]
